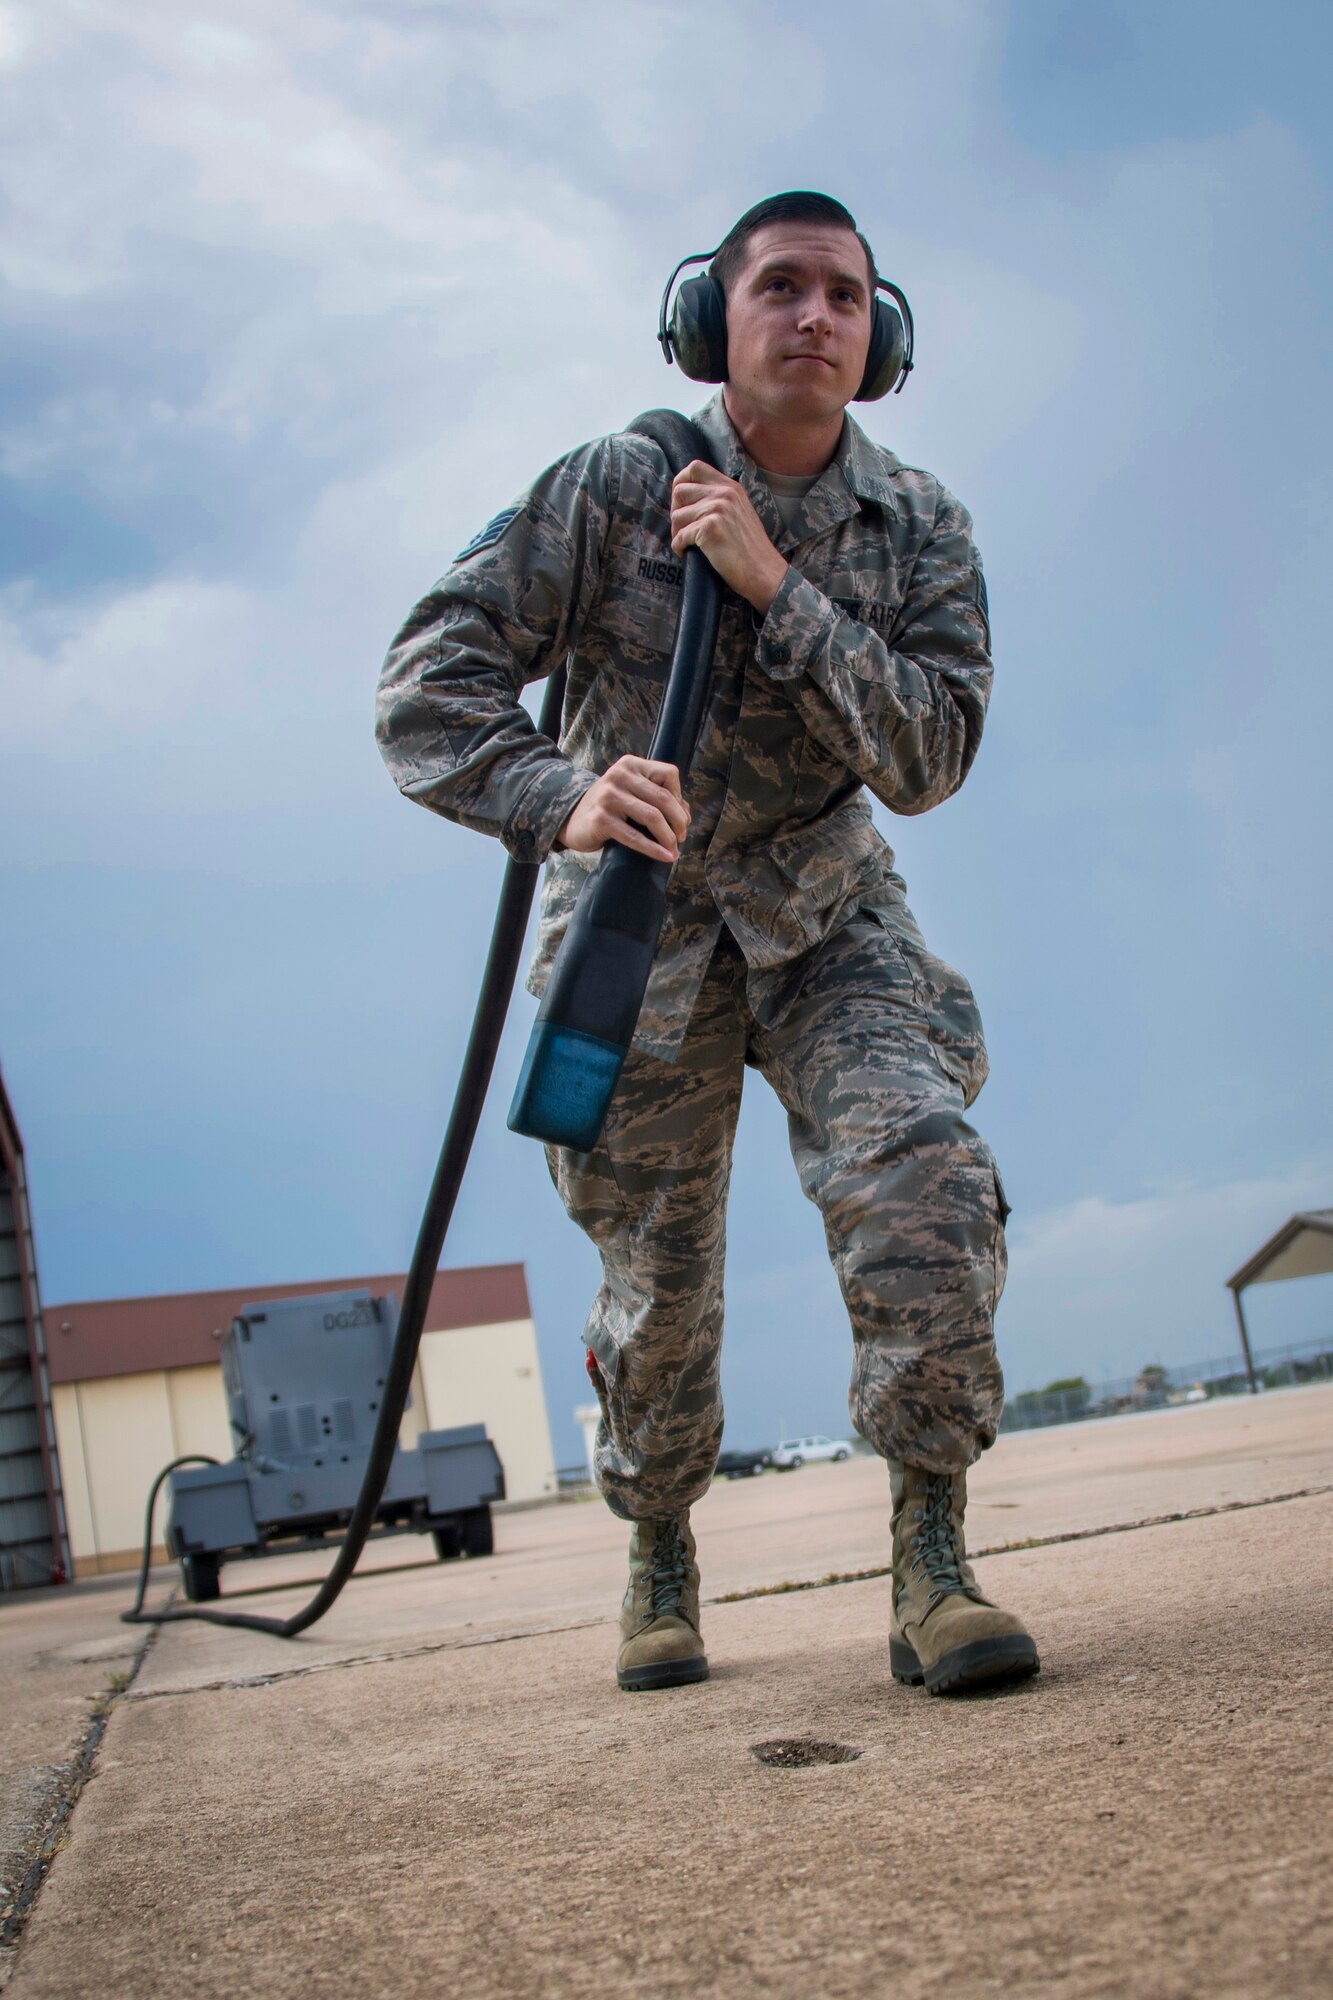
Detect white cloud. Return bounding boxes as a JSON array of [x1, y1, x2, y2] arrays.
[[0, 575, 264, 734], [1010, 1166, 1333, 1275], [1002, 1162, 1333, 1386]]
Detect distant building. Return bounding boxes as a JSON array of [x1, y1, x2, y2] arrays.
[[45, 1262, 557, 1576], [0, 1067, 73, 1591]]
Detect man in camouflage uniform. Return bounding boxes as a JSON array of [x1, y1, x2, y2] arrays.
[[377, 192, 1039, 1698]]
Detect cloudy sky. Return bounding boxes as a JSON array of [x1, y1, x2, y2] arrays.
[[3, 0, 1330, 1463]]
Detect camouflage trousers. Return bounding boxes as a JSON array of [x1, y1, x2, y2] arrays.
[[547, 906, 1009, 1521]]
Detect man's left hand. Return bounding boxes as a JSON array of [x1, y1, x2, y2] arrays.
[[670, 462, 788, 616]]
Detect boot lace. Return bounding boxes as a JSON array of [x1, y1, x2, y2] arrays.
[[647, 1518, 690, 1619], [908, 1474, 979, 1609]]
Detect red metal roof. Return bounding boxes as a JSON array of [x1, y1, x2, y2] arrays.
[[44, 1263, 531, 1385]]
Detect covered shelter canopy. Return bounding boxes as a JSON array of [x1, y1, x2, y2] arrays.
[[1225, 1209, 1333, 1392], [1226, 1209, 1333, 1292]]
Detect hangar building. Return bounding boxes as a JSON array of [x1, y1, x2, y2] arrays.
[[0, 1067, 72, 1591], [44, 1262, 556, 1576]]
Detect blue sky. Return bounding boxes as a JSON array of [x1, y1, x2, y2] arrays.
[[3, 0, 1330, 1463]]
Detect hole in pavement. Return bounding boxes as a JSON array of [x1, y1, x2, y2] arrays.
[[750, 1737, 862, 1768]]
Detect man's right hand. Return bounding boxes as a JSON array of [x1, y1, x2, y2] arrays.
[[557, 755, 690, 864]]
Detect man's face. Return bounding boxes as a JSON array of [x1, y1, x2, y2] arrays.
[[722, 220, 874, 429]]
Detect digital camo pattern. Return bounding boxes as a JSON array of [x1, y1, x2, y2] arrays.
[[555, 922, 1008, 1521], [376, 392, 993, 1061], [377, 390, 1004, 1511]]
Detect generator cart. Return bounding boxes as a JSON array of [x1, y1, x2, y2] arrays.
[[164, 1288, 504, 1601]]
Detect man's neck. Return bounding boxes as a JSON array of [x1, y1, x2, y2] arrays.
[[721, 387, 845, 478]]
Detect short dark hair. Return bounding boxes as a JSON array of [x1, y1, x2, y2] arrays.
[[709, 191, 878, 300]]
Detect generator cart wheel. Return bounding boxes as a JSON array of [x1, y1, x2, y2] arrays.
[[181, 1553, 221, 1603], [460, 1507, 494, 1558], [432, 1525, 462, 1561]]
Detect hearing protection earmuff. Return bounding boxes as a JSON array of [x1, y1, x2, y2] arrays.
[[657, 249, 915, 401]]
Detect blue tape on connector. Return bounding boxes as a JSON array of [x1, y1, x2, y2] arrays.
[[507, 1021, 628, 1151]]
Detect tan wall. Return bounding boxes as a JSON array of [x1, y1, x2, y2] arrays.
[[50, 1320, 555, 1570], [51, 1384, 96, 1568], [52, 1364, 231, 1575], [416, 1317, 557, 1503], [167, 1365, 232, 1463], [398, 1362, 430, 1449]]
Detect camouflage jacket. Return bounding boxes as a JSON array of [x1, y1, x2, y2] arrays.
[[376, 393, 992, 1061]]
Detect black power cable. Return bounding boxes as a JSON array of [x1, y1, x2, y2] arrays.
[[121, 409, 718, 1637], [123, 1455, 218, 1621], [509, 414, 723, 1149], [119, 683, 560, 1636]]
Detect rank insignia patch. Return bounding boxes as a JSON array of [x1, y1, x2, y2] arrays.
[[454, 508, 520, 563]]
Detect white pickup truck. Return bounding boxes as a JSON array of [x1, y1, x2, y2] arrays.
[[771, 1434, 854, 1469]]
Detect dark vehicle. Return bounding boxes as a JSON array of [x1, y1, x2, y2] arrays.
[[715, 1448, 772, 1480]]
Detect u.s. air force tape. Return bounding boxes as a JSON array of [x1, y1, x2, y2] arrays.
[[454, 507, 520, 563]]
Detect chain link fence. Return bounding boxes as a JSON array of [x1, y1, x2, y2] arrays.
[[550, 1338, 1332, 1478], [1000, 1337, 1333, 1434]]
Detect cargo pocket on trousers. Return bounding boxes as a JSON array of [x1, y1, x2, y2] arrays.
[[547, 1136, 628, 1249], [898, 936, 990, 1107], [991, 1166, 1011, 1314], [584, 1327, 618, 1421], [585, 1321, 633, 1465], [856, 903, 990, 1105]]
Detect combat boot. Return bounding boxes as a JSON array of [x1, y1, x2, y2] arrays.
[[616, 1513, 708, 1692], [888, 1461, 1039, 1695]]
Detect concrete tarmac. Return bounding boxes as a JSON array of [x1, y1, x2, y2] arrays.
[[2, 1386, 1330, 1998]]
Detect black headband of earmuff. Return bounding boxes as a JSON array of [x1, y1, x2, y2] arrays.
[[656, 247, 915, 401]]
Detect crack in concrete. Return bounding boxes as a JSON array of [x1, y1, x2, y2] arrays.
[[712, 1482, 1333, 1602], [117, 1482, 1332, 1705], [0, 1626, 158, 1988], [122, 1615, 613, 1702]]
